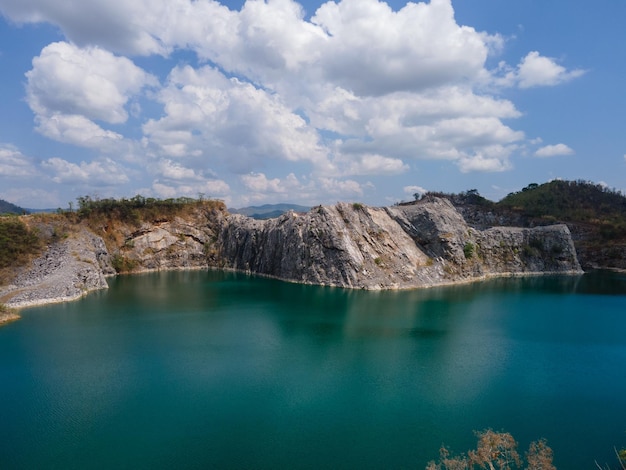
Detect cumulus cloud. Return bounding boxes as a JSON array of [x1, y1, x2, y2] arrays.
[[241, 173, 287, 193], [151, 179, 230, 199], [41, 157, 130, 185], [516, 51, 585, 89], [318, 177, 364, 196], [34, 114, 124, 148], [0, 0, 168, 55], [0, 145, 38, 177], [534, 143, 575, 157], [27, 42, 155, 123], [458, 153, 512, 173], [143, 64, 328, 171], [157, 159, 203, 181], [26, 42, 156, 150], [403, 185, 427, 197], [340, 154, 409, 176], [311, 0, 492, 96], [0, 0, 588, 206]]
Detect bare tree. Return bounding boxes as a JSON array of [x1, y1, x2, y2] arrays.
[[526, 439, 556, 470], [426, 430, 555, 470]]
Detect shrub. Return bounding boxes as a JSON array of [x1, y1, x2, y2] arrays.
[[463, 242, 475, 259], [111, 254, 138, 273]]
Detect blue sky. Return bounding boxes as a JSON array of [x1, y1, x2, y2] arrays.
[[0, 0, 623, 209]]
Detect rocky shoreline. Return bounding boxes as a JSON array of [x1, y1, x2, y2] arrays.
[[0, 197, 585, 314], [0, 228, 110, 310], [0, 309, 20, 325]]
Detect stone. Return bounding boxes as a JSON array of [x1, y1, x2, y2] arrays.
[[0, 197, 583, 307]]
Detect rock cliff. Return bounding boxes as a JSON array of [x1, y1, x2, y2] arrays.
[[0, 228, 109, 308], [216, 197, 581, 289], [0, 197, 582, 307]]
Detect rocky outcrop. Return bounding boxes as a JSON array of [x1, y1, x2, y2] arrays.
[[0, 197, 583, 307], [216, 198, 581, 289], [0, 229, 109, 308]]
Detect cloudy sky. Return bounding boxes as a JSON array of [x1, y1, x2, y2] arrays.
[[0, 0, 624, 209]]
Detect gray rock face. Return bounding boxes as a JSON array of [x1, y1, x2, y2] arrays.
[[1, 197, 583, 307], [215, 198, 582, 289], [1, 229, 110, 308]]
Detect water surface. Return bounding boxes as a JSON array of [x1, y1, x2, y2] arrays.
[[1, 270, 625, 468]]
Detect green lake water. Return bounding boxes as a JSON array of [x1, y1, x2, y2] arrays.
[[1, 270, 626, 469]]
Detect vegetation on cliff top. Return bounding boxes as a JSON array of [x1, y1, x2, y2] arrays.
[[0, 217, 46, 285], [420, 180, 626, 228], [500, 180, 626, 231], [0, 195, 227, 282], [417, 180, 626, 268], [72, 195, 226, 226]]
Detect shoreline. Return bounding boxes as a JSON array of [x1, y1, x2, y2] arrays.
[[0, 309, 20, 326], [3, 265, 586, 312]]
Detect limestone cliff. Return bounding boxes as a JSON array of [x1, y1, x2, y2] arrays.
[[1, 197, 582, 307], [216, 197, 581, 289], [0, 228, 109, 308]]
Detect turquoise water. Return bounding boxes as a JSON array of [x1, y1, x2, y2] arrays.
[[1, 270, 626, 469]]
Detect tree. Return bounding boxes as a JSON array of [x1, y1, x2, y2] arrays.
[[525, 439, 555, 470], [426, 430, 555, 470], [468, 430, 521, 470]]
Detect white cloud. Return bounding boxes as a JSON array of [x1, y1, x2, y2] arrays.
[[27, 42, 155, 124], [311, 0, 491, 96], [0, 0, 590, 204], [0, 145, 38, 177], [35, 114, 124, 148], [534, 143, 575, 158], [25, 42, 156, 150], [41, 157, 130, 185], [458, 153, 512, 173], [403, 185, 427, 197], [142, 65, 328, 171], [0, 0, 169, 55], [151, 179, 230, 199], [517, 51, 585, 89], [241, 173, 287, 194], [341, 154, 409, 176], [157, 159, 202, 181], [318, 177, 364, 196]]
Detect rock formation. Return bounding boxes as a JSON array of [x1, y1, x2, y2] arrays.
[[0, 229, 109, 308], [216, 197, 581, 289], [0, 197, 583, 308]]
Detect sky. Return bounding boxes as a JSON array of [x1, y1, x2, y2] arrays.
[[0, 0, 624, 210]]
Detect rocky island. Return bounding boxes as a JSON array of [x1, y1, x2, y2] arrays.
[[1, 191, 584, 312]]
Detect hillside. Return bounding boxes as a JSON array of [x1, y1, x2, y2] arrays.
[[424, 180, 626, 270], [500, 180, 626, 229], [0, 199, 27, 215], [230, 203, 310, 219]]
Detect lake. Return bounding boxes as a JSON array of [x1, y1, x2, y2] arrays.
[[1, 270, 625, 469]]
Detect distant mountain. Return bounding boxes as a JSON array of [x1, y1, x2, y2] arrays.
[[0, 199, 28, 215], [231, 203, 310, 219]]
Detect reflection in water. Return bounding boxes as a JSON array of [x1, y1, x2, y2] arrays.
[[0, 269, 625, 469]]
